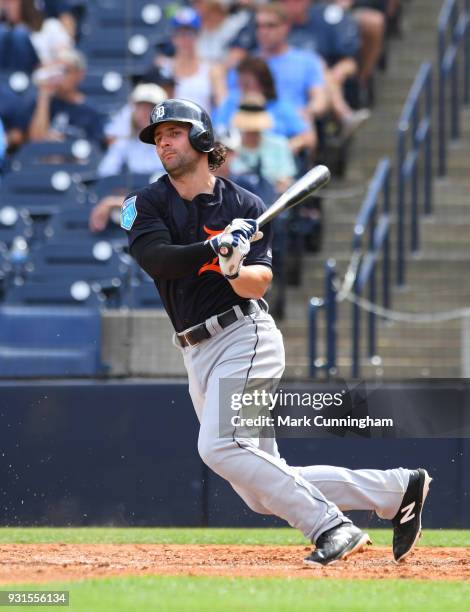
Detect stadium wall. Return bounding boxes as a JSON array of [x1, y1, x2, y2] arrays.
[[0, 381, 469, 528]]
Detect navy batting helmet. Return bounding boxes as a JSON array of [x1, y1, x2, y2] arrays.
[[139, 98, 215, 153]]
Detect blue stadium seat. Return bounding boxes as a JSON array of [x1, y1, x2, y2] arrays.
[[1, 167, 88, 195], [4, 279, 105, 306], [27, 239, 130, 288], [79, 28, 155, 71], [0, 305, 107, 377], [79, 71, 129, 114], [86, 2, 169, 34], [0, 70, 35, 96], [0, 169, 87, 218], [123, 278, 163, 309], [44, 206, 125, 246], [0, 207, 33, 250], [0, 192, 77, 220], [87, 173, 152, 205], [10, 139, 102, 172]]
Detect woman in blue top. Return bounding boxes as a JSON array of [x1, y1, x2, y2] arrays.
[[213, 56, 315, 157]]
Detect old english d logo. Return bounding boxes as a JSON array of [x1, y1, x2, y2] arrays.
[[199, 226, 224, 275]]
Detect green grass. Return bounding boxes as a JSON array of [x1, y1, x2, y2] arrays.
[[1, 529, 469, 611], [0, 527, 469, 547], [4, 576, 470, 612]]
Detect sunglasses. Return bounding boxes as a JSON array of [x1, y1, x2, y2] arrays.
[[256, 21, 282, 29]]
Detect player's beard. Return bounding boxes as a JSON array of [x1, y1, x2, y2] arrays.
[[161, 149, 199, 179]]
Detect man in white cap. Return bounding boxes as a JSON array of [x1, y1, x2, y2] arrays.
[[89, 83, 167, 233]]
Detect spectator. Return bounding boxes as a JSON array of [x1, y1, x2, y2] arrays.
[[192, 0, 249, 63], [281, 0, 370, 133], [28, 48, 106, 144], [253, 3, 329, 122], [154, 7, 226, 111], [0, 0, 72, 68], [215, 126, 278, 205], [89, 84, 168, 233], [0, 0, 40, 72], [336, 0, 386, 87], [230, 93, 297, 194], [98, 84, 167, 178], [137, 65, 176, 100], [214, 55, 316, 155]]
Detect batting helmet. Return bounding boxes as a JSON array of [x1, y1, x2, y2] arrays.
[[139, 98, 215, 153]]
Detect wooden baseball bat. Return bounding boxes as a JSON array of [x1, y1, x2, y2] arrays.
[[218, 165, 331, 258]]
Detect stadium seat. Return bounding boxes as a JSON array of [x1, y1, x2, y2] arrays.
[[79, 71, 129, 114], [79, 27, 155, 71], [0, 206, 33, 250], [44, 206, 125, 245], [10, 139, 102, 173], [0, 70, 35, 96], [1, 167, 87, 197], [123, 278, 163, 309], [0, 169, 88, 219], [0, 305, 107, 377], [87, 173, 152, 205], [4, 279, 105, 306], [27, 239, 130, 284], [85, 2, 169, 35]]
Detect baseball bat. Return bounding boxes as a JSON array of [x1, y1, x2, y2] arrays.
[[218, 164, 331, 258]]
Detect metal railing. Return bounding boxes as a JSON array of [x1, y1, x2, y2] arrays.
[[309, 159, 391, 379], [350, 158, 391, 378], [438, 0, 470, 176], [396, 61, 433, 286], [309, 259, 337, 378]]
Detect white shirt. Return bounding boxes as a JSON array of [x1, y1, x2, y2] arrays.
[[30, 18, 72, 64], [97, 138, 165, 178], [197, 12, 249, 63], [105, 105, 133, 140], [161, 58, 213, 111]]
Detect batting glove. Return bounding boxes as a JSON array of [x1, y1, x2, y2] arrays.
[[225, 218, 263, 243], [218, 234, 251, 279]]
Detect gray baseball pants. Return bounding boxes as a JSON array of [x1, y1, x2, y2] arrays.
[[175, 302, 409, 542]]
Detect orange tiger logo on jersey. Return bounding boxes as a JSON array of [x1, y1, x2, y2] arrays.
[[198, 225, 224, 276]]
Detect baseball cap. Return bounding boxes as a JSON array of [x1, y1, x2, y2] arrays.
[[171, 7, 201, 30], [131, 83, 167, 105]]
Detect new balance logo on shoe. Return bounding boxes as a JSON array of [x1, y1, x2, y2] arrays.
[[399, 501, 416, 524]]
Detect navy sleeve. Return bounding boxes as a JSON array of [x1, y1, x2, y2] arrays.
[[242, 195, 273, 269], [123, 191, 170, 250]]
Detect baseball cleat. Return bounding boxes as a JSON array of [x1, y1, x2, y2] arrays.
[[392, 468, 432, 563], [304, 523, 371, 567]]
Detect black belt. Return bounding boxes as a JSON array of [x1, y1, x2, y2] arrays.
[[176, 300, 265, 348]]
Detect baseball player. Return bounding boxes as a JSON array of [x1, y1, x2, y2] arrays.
[[121, 98, 431, 566]]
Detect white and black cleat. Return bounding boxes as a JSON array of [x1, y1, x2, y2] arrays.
[[304, 523, 371, 567], [392, 468, 432, 563]]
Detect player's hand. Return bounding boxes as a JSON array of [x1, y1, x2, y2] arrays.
[[217, 234, 251, 279], [224, 218, 263, 243]]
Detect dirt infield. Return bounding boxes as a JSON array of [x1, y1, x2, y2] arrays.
[[0, 544, 468, 583]]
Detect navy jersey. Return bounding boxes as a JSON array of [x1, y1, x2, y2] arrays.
[[125, 175, 273, 332]]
